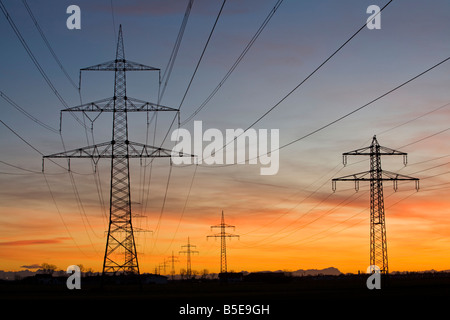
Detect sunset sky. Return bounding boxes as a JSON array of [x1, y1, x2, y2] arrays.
[[1, 0, 450, 275]]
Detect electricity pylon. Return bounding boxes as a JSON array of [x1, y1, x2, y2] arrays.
[[207, 210, 239, 273], [166, 251, 179, 280], [43, 25, 192, 276], [332, 135, 419, 274], [179, 237, 199, 278]]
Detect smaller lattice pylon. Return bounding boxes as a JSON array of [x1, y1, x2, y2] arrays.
[[207, 210, 239, 274], [166, 251, 179, 280], [332, 135, 419, 274], [179, 237, 199, 279]]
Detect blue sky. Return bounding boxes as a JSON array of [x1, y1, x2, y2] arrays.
[[1, 0, 450, 273]]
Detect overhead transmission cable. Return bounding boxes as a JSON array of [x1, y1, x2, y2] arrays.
[[148, 0, 284, 255], [202, 0, 393, 163], [181, 0, 284, 125], [0, 90, 59, 134], [214, 54, 450, 168], [22, 0, 79, 91], [159, 0, 195, 103], [148, 0, 227, 253], [20, 0, 107, 224], [275, 55, 450, 154], [0, 118, 99, 252], [158, 0, 227, 148], [139, 0, 195, 218], [0, 0, 87, 130], [240, 108, 450, 244]]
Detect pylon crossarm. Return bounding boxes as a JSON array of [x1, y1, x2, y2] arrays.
[[43, 141, 112, 164], [342, 136, 408, 166], [129, 141, 196, 159], [333, 171, 371, 181], [380, 170, 419, 181], [344, 147, 407, 156], [126, 97, 179, 112], [333, 170, 418, 182], [44, 141, 194, 160], [62, 97, 178, 113], [381, 170, 419, 191], [128, 141, 193, 159], [332, 170, 371, 190], [332, 170, 419, 192], [210, 224, 236, 229], [208, 233, 239, 238]]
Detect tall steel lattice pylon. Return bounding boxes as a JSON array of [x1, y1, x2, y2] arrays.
[[332, 136, 419, 274], [179, 237, 199, 278], [43, 25, 191, 276], [207, 210, 239, 273]]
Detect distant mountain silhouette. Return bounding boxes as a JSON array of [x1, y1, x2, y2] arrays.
[[291, 267, 341, 276], [247, 267, 342, 276]]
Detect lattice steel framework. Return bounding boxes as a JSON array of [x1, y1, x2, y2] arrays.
[[167, 251, 179, 280], [44, 25, 191, 276], [207, 210, 239, 273], [332, 136, 419, 274], [179, 237, 199, 278]]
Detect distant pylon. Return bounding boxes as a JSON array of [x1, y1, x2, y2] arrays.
[[179, 237, 199, 278], [332, 136, 419, 274], [207, 210, 239, 273]]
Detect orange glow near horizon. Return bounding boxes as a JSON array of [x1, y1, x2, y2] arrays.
[[1, 184, 449, 274], [1, 0, 450, 278]]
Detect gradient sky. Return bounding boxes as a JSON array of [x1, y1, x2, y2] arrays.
[[1, 0, 450, 274]]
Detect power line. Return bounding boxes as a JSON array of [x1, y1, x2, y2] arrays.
[[0, 90, 59, 134], [144, 0, 227, 256], [245, 0, 392, 130], [0, 0, 68, 108], [22, 0, 79, 91], [378, 101, 450, 136], [0, 0, 88, 130], [0, 118, 44, 156], [195, 95, 450, 248], [277, 55, 450, 154], [42, 172, 92, 257], [194, 2, 399, 167], [159, 0, 195, 103], [202, 0, 393, 163], [239, 146, 448, 247], [157, 0, 227, 148], [178, 0, 227, 110], [149, 163, 173, 255], [162, 164, 198, 255], [221, 54, 450, 167], [398, 127, 450, 149], [0, 118, 101, 254], [0, 159, 63, 175], [141, 0, 194, 236], [137, 0, 194, 216], [282, 182, 435, 249], [240, 163, 345, 237]]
